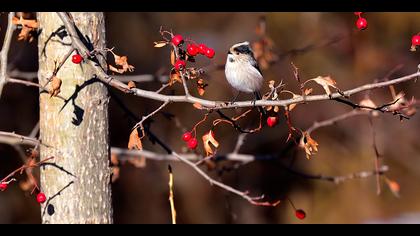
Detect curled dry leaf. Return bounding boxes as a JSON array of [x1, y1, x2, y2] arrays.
[[108, 50, 135, 74], [385, 178, 400, 198], [389, 92, 417, 117], [306, 76, 340, 96], [128, 157, 147, 168], [128, 128, 143, 150], [49, 76, 62, 97], [169, 68, 182, 85], [202, 130, 220, 156], [127, 81, 136, 89], [197, 79, 208, 96], [154, 41, 168, 48], [170, 49, 176, 66], [193, 103, 203, 110], [359, 97, 379, 117], [12, 16, 39, 42], [299, 131, 319, 159], [19, 178, 34, 191], [111, 153, 120, 183]]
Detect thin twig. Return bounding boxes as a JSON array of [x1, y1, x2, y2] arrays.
[[307, 110, 370, 134], [0, 12, 16, 97], [168, 165, 176, 224], [171, 151, 280, 206]]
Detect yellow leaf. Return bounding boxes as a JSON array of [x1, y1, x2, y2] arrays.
[[202, 130, 220, 156]]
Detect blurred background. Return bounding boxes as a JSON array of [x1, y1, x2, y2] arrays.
[[0, 12, 420, 224]]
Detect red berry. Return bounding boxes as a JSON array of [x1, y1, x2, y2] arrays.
[[412, 35, 420, 46], [0, 182, 8, 191], [174, 60, 186, 71], [171, 35, 184, 47], [266, 116, 279, 127], [72, 54, 83, 64], [187, 138, 198, 150], [37, 192, 47, 204], [198, 44, 208, 55], [182, 132, 193, 142], [356, 17, 368, 30], [187, 44, 199, 56], [205, 48, 215, 58], [354, 12, 363, 16], [295, 209, 306, 220]]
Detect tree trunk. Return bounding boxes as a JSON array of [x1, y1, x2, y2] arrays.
[[37, 12, 113, 224]]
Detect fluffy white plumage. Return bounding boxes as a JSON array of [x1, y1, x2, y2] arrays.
[[225, 42, 263, 93]]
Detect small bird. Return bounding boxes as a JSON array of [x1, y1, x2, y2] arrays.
[[225, 41, 265, 114]]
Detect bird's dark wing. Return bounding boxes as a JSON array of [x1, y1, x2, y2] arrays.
[[251, 57, 263, 75]]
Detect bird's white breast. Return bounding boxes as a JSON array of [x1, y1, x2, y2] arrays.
[[225, 55, 263, 93]]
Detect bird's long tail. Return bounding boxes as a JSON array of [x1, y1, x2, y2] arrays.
[[254, 91, 267, 116]]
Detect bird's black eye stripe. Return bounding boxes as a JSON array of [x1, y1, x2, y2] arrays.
[[233, 45, 251, 54]]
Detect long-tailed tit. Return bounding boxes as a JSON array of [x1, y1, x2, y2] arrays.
[[225, 41, 265, 114]]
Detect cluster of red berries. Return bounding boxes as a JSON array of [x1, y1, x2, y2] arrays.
[[72, 53, 83, 64], [1, 181, 46, 204], [182, 132, 198, 150], [171, 34, 215, 72], [354, 12, 368, 30], [412, 33, 420, 48], [266, 116, 279, 128]]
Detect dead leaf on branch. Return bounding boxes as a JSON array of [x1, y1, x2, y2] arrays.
[[127, 81, 136, 89], [202, 130, 220, 156], [305, 76, 341, 96], [128, 128, 143, 150], [389, 92, 417, 117], [108, 49, 135, 74], [12, 16, 39, 42], [360, 97, 379, 117], [111, 153, 120, 183], [299, 131, 319, 159], [169, 68, 182, 85], [128, 157, 147, 168], [385, 178, 400, 198], [49, 76, 62, 97], [197, 79, 208, 96], [154, 41, 168, 48]]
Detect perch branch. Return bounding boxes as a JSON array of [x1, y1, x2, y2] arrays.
[[57, 12, 420, 111]]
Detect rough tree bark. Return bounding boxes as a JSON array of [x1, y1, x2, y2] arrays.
[[37, 12, 113, 224]]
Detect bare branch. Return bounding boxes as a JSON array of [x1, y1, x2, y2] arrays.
[[57, 12, 420, 111], [307, 110, 370, 134], [111, 147, 389, 185], [0, 12, 16, 97]]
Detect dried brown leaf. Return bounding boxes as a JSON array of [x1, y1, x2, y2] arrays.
[[299, 131, 319, 159], [127, 81, 136, 89], [307, 76, 339, 96], [128, 156, 147, 168], [128, 129, 143, 150], [202, 130, 220, 156], [385, 178, 400, 198], [193, 103, 203, 110], [154, 41, 168, 48], [49, 76, 62, 97]]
